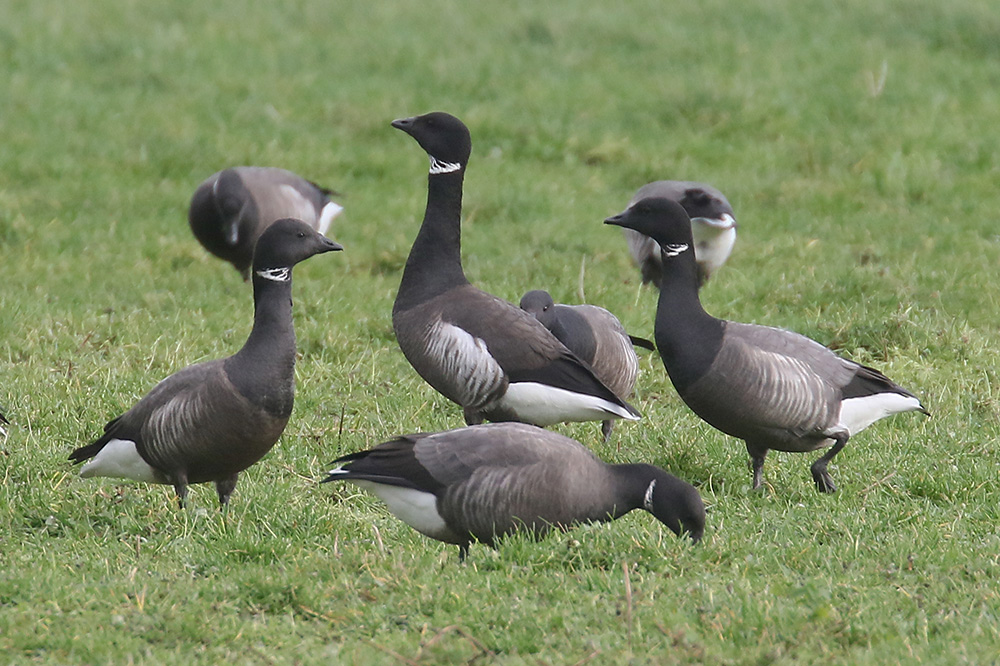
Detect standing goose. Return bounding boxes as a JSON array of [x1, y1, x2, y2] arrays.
[[189, 166, 344, 279], [390, 112, 640, 427], [323, 422, 705, 560], [519, 289, 640, 441], [622, 181, 737, 287], [606, 197, 927, 492], [69, 219, 342, 507]]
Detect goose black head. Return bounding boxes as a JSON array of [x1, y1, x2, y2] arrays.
[[605, 197, 695, 257], [679, 187, 738, 234], [188, 169, 254, 254], [645, 470, 706, 544], [251, 218, 342, 276], [518, 289, 557, 329], [391, 112, 472, 171]]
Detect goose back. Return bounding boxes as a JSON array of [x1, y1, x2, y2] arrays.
[[624, 180, 736, 287], [189, 167, 342, 278], [71, 219, 342, 505], [325, 423, 705, 556], [391, 112, 639, 427]]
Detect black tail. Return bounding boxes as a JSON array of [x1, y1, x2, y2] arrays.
[[845, 363, 929, 415], [629, 335, 656, 351]]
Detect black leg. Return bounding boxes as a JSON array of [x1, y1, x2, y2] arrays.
[[601, 419, 614, 444], [746, 443, 768, 490], [215, 473, 239, 509], [458, 542, 470, 563], [811, 432, 849, 493], [463, 407, 484, 426], [173, 471, 189, 509]]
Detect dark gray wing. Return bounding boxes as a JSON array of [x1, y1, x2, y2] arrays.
[[412, 424, 611, 542], [571, 305, 638, 399], [236, 167, 331, 231], [684, 322, 847, 439], [395, 286, 637, 416]]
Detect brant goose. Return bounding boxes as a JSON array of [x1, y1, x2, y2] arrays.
[[390, 112, 640, 427], [70, 219, 342, 507], [606, 197, 927, 492], [622, 181, 736, 287], [519, 289, 640, 441], [189, 166, 343, 279], [323, 422, 705, 560]]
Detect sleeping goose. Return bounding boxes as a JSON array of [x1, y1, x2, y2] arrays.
[[606, 197, 927, 492], [189, 166, 343, 279], [622, 181, 736, 288], [70, 219, 342, 507], [519, 289, 640, 441], [390, 112, 640, 428], [323, 422, 705, 560]]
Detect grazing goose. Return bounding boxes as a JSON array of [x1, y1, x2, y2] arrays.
[[606, 197, 928, 492], [189, 166, 343, 279], [622, 181, 737, 287], [519, 289, 639, 441], [390, 112, 640, 427], [323, 422, 705, 560], [69, 219, 342, 507]]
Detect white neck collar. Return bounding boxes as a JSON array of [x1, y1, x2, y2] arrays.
[[662, 243, 689, 258], [429, 155, 461, 175], [255, 267, 290, 282], [643, 479, 657, 511]]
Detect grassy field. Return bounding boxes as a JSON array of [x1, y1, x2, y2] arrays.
[[2, 0, 999, 663]]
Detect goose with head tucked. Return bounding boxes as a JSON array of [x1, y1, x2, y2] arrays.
[[519, 289, 640, 441], [390, 112, 640, 428], [622, 180, 737, 288], [70, 219, 342, 507], [323, 422, 705, 561], [606, 197, 927, 492], [189, 166, 343, 279]]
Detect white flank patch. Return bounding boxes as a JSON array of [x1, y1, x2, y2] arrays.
[[425, 320, 505, 407], [837, 393, 924, 436], [691, 216, 737, 275], [351, 479, 450, 540], [428, 156, 461, 175], [499, 382, 640, 427], [79, 439, 162, 483], [316, 201, 344, 235]]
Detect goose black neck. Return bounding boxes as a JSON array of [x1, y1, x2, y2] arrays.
[[395, 169, 470, 310], [614, 463, 704, 542], [609, 463, 660, 515], [653, 247, 724, 392], [226, 272, 297, 412]]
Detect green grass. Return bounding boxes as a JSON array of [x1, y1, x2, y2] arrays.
[[2, 0, 999, 663]]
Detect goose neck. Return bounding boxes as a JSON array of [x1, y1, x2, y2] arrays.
[[653, 252, 724, 391], [226, 275, 297, 408], [396, 170, 470, 308]]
